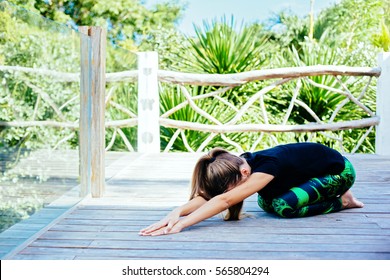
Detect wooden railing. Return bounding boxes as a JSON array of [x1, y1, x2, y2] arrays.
[[1, 62, 382, 152], [157, 65, 380, 153]]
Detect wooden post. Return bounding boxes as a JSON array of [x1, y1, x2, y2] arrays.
[[79, 26, 106, 197], [137, 52, 160, 152], [376, 52, 390, 156], [78, 27, 91, 197]]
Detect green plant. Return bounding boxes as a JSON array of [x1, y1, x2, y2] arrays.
[[372, 19, 390, 51], [183, 16, 269, 74], [105, 82, 138, 151], [0, 182, 43, 232], [160, 84, 225, 151], [272, 41, 377, 152]]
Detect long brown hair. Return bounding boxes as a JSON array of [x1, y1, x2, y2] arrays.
[[190, 148, 245, 221]]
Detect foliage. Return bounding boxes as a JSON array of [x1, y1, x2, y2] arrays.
[[0, 1, 79, 233], [266, 0, 387, 53], [105, 81, 138, 151], [0, 3, 79, 153], [314, 0, 383, 49], [372, 19, 390, 52], [281, 41, 350, 123], [146, 27, 189, 70], [183, 17, 269, 74], [266, 12, 310, 52], [159, 84, 231, 151], [275, 40, 376, 152], [7, 0, 183, 51], [0, 2, 80, 151], [0, 194, 42, 232]]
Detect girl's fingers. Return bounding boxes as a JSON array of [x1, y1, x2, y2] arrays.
[[139, 215, 180, 236], [150, 228, 166, 236], [139, 221, 167, 234], [139, 224, 156, 233], [166, 220, 174, 231], [141, 224, 182, 236], [139, 227, 158, 236]]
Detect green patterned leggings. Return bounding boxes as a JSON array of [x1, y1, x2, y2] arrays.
[[257, 157, 356, 218]]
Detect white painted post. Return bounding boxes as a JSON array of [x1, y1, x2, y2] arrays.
[[376, 52, 390, 156], [137, 52, 160, 152]]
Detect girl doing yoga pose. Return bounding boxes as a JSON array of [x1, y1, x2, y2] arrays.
[[139, 142, 364, 236]]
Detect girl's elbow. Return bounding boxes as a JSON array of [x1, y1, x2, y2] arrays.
[[216, 195, 233, 211]]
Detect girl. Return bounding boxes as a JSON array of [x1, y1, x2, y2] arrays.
[[139, 142, 364, 236]]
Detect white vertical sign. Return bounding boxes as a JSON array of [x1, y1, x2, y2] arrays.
[[137, 52, 160, 153]]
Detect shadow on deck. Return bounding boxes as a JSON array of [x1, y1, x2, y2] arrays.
[[1, 152, 390, 260]]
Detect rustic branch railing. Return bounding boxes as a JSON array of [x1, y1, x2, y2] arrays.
[[1, 53, 389, 156], [155, 68, 380, 153], [158, 66, 381, 85]]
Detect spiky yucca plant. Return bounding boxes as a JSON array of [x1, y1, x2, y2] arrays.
[[183, 16, 268, 74]]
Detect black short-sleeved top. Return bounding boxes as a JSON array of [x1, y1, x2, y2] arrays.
[[240, 143, 345, 199]]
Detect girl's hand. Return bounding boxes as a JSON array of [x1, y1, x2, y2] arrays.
[[145, 222, 184, 236], [139, 196, 207, 236], [139, 210, 180, 236]]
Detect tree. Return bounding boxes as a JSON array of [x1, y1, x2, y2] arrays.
[[266, 11, 309, 52], [7, 0, 184, 50], [371, 0, 390, 51], [266, 0, 386, 52], [313, 0, 383, 49]]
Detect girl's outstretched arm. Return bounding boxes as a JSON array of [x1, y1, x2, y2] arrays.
[[148, 172, 274, 236], [139, 195, 207, 236]]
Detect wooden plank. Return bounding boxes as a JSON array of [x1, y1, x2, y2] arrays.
[[59, 213, 379, 228], [57, 218, 375, 229], [30, 239, 93, 248], [12, 254, 76, 260], [21, 243, 390, 256], [16, 246, 390, 260], [86, 239, 390, 250], [71, 253, 388, 260], [69, 225, 389, 237], [37, 231, 390, 245], [105, 153, 144, 179], [37, 234, 389, 248], [57, 217, 381, 229]]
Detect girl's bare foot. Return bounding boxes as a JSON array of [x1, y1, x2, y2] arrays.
[[341, 190, 364, 209]]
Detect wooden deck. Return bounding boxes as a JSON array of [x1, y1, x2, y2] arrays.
[[1, 152, 390, 260]]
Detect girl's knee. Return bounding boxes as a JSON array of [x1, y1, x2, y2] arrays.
[[271, 198, 297, 218], [341, 157, 356, 187], [257, 196, 274, 213]]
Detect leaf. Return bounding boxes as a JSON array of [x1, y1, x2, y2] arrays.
[[372, 19, 390, 51]]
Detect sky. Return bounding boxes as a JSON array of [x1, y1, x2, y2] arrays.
[[144, 0, 342, 35]]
